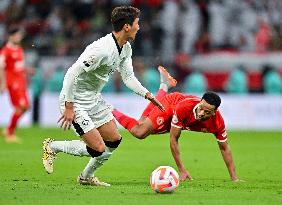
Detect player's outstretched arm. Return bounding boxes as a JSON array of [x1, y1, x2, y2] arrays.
[[170, 126, 193, 181], [120, 58, 164, 112], [217, 141, 240, 182]]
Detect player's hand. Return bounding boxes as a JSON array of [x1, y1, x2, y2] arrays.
[[58, 102, 75, 130], [145, 92, 165, 112], [180, 170, 193, 181]]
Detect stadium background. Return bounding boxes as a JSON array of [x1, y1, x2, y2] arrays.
[[0, 1, 282, 205], [0, 0, 282, 129]]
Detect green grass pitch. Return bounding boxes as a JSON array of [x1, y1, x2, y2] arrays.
[[0, 127, 282, 205]]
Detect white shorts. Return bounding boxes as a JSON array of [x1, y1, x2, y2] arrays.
[[59, 95, 114, 136]]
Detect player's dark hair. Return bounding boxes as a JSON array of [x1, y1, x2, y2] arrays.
[[7, 26, 21, 35], [202, 91, 221, 109], [111, 6, 140, 32]]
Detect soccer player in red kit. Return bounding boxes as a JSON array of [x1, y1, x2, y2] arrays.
[[0, 27, 30, 143], [113, 66, 241, 182]]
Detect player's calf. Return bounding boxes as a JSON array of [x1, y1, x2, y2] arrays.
[[130, 126, 150, 139]]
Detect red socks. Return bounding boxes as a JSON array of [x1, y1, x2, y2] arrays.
[[112, 109, 139, 131], [141, 89, 167, 117], [7, 111, 23, 136], [112, 89, 167, 131]]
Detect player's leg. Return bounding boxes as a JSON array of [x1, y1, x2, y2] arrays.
[[77, 98, 121, 186], [78, 119, 121, 186], [112, 66, 176, 136], [42, 128, 106, 174], [42, 110, 106, 174], [141, 66, 177, 118], [112, 108, 154, 139], [5, 89, 30, 143]]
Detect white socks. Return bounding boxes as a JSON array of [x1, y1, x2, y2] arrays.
[[159, 83, 168, 92], [81, 147, 114, 178], [49, 140, 90, 157], [159, 70, 169, 92], [49, 140, 116, 178]]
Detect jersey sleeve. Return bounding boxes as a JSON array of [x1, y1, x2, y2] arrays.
[[62, 63, 85, 102], [77, 43, 106, 73], [119, 45, 148, 97], [214, 114, 228, 142]]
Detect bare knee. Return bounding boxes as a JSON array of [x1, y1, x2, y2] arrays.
[[16, 105, 30, 113], [94, 143, 106, 153], [109, 133, 122, 142]]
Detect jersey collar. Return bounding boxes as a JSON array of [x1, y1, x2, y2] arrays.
[[111, 33, 123, 55]]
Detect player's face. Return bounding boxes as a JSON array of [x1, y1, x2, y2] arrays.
[[196, 100, 216, 121], [126, 18, 140, 41], [9, 31, 24, 45]]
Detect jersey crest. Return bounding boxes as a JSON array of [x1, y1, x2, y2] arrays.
[[157, 117, 164, 126]]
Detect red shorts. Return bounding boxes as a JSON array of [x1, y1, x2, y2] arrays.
[[147, 92, 186, 134], [147, 98, 173, 134], [7, 82, 30, 108]]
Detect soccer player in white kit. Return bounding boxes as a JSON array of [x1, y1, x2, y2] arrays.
[[42, 6, 164, 186]]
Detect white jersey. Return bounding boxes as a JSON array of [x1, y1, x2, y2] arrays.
[[60, 33, 148, 108]]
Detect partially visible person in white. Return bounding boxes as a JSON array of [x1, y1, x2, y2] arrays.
[[179, 0, 201, 54], [42, 6, 164, 187], [208, 0, 227, 49], [160, 0, 178, 63]]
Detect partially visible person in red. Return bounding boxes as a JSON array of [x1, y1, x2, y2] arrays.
[[0, 26, 30, 143], [255, 20, 271, 53]]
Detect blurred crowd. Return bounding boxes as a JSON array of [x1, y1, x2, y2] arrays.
[[1, 0, 282, 56], [1, 0, 282, 95]]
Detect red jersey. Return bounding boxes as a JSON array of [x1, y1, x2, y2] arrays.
[[147, 92, 227, 142], [0, 43, 29, 107], [0, 43, 26, 87]]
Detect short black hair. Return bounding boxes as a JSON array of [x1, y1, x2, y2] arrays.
[[7, 26, 22, 35], [202, 91, 221, 109], [111, 6, 140, 32]]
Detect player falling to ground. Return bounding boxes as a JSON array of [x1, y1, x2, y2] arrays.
[[112, 66, 241, 182], [42, 6, 164, 187], [0, 26, 30, 143]]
